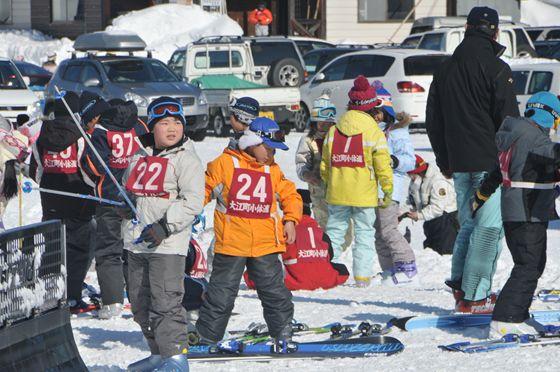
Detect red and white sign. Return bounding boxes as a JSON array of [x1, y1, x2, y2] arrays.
[[295, 225, 329, 263], [331, 129, 365, 168], [42, 144, 78, 174], [189, 239, 208, 279], [126, 156, 169, 198], [226, 168, 273, 219], [107, 129, 139, 169]]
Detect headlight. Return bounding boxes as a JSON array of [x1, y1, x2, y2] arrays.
[[198, 93, 208, 106], [124, 92, 148, 107]]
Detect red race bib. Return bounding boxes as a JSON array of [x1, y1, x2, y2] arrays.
[[126, 156, 169, 198], [499, 146, 515, 188], [295, 224, 329, 263], [42, 144, 78, 174], [227, 164, 273, 219], [331, 129, 365, 168], [189, 239, 208, 279], [107, 129, 139, 169]]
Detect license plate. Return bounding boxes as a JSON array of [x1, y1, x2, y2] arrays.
[[259, 111, 274, 120]]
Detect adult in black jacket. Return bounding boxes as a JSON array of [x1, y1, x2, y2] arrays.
[[30, 92, 97, 312], [425, 7, 519, 313]]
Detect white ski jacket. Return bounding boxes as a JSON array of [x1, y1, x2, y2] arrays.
[[409, 163, 457, 221]]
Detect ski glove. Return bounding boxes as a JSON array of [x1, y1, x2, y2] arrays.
[[471, 190, 489, 218], [116, 193, 137, 220], [390, 155, 399, 170], [381, 192, 393, 209], [136, 217, 170, 249]]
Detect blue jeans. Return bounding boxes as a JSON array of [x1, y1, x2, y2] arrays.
[[451, 172, 504, 301], [326, 205, 377, 279]]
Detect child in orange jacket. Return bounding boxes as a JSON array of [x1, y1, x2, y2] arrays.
[[196, 117, 302, 345]]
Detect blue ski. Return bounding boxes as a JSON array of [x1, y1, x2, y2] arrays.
[[390, 310, 560, 331], [188, 335, 404, 361], [440, 330, 560, 353]]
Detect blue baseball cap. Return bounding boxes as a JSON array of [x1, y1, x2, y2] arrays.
[[525, 91, 560, 129], [249, 117, 289, 151]]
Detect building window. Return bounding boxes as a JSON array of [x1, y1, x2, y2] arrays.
[[358, 0, 414, 22], [0, 0, 12, 24], [52, 0, 84, 22]]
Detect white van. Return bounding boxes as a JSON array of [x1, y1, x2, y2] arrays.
[[0, 58, 41, 121], [402, 24, 537, 59], [510, 62, 560, 114]]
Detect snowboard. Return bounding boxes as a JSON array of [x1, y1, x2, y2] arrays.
[[390, 310, 560, 331], [440, 327, 560, 353], [188, 335, 404, 362]]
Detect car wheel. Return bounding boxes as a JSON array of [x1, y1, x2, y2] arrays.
[[269, 58, 304, 87], [294, 104, 309, 132], [190, 129, 207, 142], [212, 114, 229, 137]]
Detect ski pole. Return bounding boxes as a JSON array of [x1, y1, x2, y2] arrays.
[[22, 181, 125, 206], [53, 86, 141, 223]]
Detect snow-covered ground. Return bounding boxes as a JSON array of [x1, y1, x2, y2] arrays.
[[15, 132, 553, 372]]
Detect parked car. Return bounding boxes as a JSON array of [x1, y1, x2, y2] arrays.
[[288, 36, 336, 57], [298, 49, 450, 130], [526, 26, 560, 42], [168, 36, 300, 136], [303, 46, 374, 76], [511, 62, 560, 114], [243, 36, 306, 87], [402, 24, 537, 58], [45, 32, 209, 141], [0, 58, 41, 122], [410, 16, 469, 34], [14, 61, 52, 88]]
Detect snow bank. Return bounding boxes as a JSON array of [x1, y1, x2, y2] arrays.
[[0, 4, 242, 66], [0, 29, 73, 66], [521, 0, 560, 27], [106, 4, 243, 62]]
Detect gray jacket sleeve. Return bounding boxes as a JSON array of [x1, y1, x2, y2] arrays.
[[295, 135, 314, 182], [165, 149, 205, 234]]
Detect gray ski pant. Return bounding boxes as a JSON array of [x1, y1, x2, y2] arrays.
[[128, 252, 188, 358], [197, 253, 294, 342], [374, 201, 416, 271]]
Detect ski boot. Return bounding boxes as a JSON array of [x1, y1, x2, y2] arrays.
[[96, 303, 123, 319], [389, 261, 418, 285], [455, 294, 497, 314], [488, 318, 545, 339], [354, 276, 371, 288], [127, 354, 162, 372], [153, 354, 189, 372], [69, 299, 99, 314], [273, 323, 296, 353], [445, 279, 465, 303]]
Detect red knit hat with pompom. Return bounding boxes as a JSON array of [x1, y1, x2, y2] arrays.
[[348, 75, 381, 112]]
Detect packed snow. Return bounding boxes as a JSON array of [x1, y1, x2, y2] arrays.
[[9, 132, 560, 371]]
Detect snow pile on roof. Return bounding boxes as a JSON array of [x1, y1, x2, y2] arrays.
[[0, 29, 73, 66], [521, 0, 560, 26], [106, 4, 243, 62]]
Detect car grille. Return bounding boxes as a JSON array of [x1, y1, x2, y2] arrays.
[[175, 96, 195, 106], [0, 106, 26, 111]]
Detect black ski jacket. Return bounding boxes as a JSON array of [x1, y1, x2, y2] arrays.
[[426, 29, 520, 173]]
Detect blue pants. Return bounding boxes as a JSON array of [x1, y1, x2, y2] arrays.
[[326, 205, 377, 279], [451, 172, 504, 301]]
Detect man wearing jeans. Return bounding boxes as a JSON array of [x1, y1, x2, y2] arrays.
[[426, 6, 519, 313]]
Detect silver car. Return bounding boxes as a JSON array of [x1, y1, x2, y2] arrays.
[[45, 55, 210, 141]]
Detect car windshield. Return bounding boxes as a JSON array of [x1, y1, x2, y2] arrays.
[[402, 36, 422, 48], [251, 42, 299, 66], [418, 33, 444, 51], [102, 59, 180, 83], [404, 55, 450, 75], [0, 61, 26, 89]]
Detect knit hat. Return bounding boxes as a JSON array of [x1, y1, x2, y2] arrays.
[[348, 75, 381, 112], [239, 117, 289, 151], [297, 189, 312, 215], [54, 91, 80, 118], [80, 91, 110, 126], [524, 91, 560, 129], [147, 96, 186, 130], [372, 80, 396, 120], [310, 93, 337, 123], [230, 96, 260, 125], [408, 155, 428, 175]]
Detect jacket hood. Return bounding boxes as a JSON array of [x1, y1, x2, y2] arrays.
[[336, 110, 377, 137], [495, 116, 539, 152], [463, 28, 506, 57], [99, 101, 138, 132], [223, 147, 277, 169], [37, 118, 81, 152]]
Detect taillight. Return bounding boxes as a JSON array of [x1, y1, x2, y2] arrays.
[[290, 104, 300, 111], [397, 81, 425, 93]]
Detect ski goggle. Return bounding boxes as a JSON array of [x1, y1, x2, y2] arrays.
[[315, 106, 336, 119], [149, 101, 184, 120], [254, 129, 285, 143]]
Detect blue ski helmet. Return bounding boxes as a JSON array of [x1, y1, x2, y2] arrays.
[[524, 91, 560, 129]]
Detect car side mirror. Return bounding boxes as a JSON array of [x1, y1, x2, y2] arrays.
[[313, 72, 325, 83], [22, 76, 31, 86], [84, 78, 101, 87]]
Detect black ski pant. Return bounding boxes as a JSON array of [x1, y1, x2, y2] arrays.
[[492, 221, 548, 323], [94, 204, 126, 305], [197, 253, 294, 343], [65, 218, 95, 302], [128, 252, 188, 358], [423, 211, 459, 255]]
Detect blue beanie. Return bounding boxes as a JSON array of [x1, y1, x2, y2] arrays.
[[524, 91, 560, 129]]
